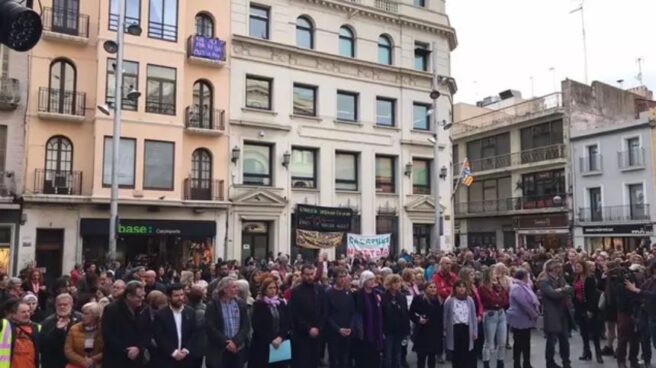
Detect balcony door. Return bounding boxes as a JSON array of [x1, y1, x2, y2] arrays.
[[52, 0, 80, 35], [49, 59, 76, 114], [192, 80, 213, 128], [44, 136, 73, 194], [628, 184, 645, 220], [191, 149, 212, 200], [589, 187, 602, 221]]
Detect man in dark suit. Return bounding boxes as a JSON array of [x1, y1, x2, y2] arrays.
[[153, 283, 198, 368], [205, 276, 250, 368], [290, 264, 327, 368]]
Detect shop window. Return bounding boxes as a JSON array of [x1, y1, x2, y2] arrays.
[[0, 226, 11, 272]]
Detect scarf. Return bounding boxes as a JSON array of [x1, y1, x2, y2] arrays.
[[363, 291, 383, 351], [263, 295, 281, 307]]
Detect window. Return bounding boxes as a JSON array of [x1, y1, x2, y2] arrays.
[[48, 59, 77, 114], [378, 35, 392, 65], [191, 80, 213, 128], [293, 84, 316, 116], [589, 187, 602, 221], [413, 103, 431, 130], [627, 137, 641, 166], [291, 148, 317, 188], [109, 0, 140, 31], [413, 224, 431, 254], [375, 155, 395, 193], [0, 126, 6, 172], [339, 26, 354, 57], [586, 144, 599, 171], [148, 0, 178, 41], [245, 76, 272, 110], [296, 16, 313, 49], [376, 97, 395, 127], [466, 133, 511, 171], [628, 183, 645, 220], [190, 148, 212, 200], [522, 169, 565, 203], [0, 46, 8, 78], [335, 152, 358, 191], [195, 13, 214, 37], [520, 120, 563, 150], [45, 136, 72, 173], [243, 143, 272, 186], [414, 42, 430, 71], [413, 0, 425, 7], [106, 58, 139, 111], [337, 91, 358, 121], [249, 4, 269, 39], [413, 159, 431, 194], [102, 137, 136, 187], [376, 215, 398, 256], [146, 65, 176, 115], [143, 140, 174, 190], [51, 0, 80, 36]]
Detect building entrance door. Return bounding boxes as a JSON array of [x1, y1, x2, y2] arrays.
[[36, 229, 64, 285]]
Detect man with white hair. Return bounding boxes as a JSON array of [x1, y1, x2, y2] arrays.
[[40, 293, 81, 368], [432, 257, 457, 302], [144, 269, 166, 295]]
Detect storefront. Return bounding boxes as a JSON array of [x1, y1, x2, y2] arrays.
[[516, 213, 570, 249], [0, 205, 21, 275], [80, 218, 216, 268], [582, 224, 653, 251]]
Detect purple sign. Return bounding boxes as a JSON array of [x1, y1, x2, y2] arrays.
[[190, 36, 226, 62]]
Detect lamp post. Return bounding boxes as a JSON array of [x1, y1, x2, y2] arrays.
[[430, 41, 442, 253]]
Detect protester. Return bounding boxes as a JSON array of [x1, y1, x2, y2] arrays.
[[507, 268, 540, 368], [289, 264, 326, 368], [572, 259, 603, 363], [249, 277, 291, 368], [381, 274, 410, 368], [479, 265, 509, 368], [187, 286, 207, 368], [325, 267, 355, 368], [64, 302, 103, 368], [444, 279, 478, 368], [2, 299, 42, 368], [354, 270, 384, 368], [40, 293, 81, 368], [433, 257, 457, 302], [409, 282, 443, 368], [152, 283, 198, 368], [23, 293, 46, 323], [540, 260, 573, 368], [22, 269, 48, 312]]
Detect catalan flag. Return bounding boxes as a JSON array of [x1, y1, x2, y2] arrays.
[[462, 159, 474, 187]]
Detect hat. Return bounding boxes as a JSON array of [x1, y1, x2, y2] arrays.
[[359, 270, 375, 289], [23, 293, 38, 303], [629, 264, 645, 272]]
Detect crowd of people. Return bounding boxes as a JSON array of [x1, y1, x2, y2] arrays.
[[1, 245, 656, 368]]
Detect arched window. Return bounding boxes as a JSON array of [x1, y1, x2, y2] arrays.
[[378, 35, 392, 65], [43, 136, 73, 194], [191, 80, 213, 128], [48, 59, 77, 114], [296, 16, 313, 49], [339, 26, 354, 58], [195, 12, 214, 37], [190, 148, 213, 200]]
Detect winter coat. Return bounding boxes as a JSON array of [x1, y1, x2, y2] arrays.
[[409, 295, 443, 354], [506, 279, 540, 330]]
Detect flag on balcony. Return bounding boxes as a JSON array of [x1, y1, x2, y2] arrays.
[[462, 159, 474, 186]]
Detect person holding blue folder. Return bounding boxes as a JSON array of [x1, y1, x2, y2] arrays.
[[249, 277, 291, 368]]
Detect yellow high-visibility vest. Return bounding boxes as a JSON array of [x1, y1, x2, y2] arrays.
[[0, 318, 42, 368]]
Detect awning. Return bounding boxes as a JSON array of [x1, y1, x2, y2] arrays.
[[80, 218, 216, 237]]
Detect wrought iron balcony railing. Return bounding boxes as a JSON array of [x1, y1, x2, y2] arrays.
[[455, 143, 565, 175], [42, 7, 90, 38], [184, 178, 224, 201], [579, 154, 603, 173], [185, 106, 225, 132], [34, 169, 82, 195], [618, 148, 645, 169], [38, 87, 86, 116], [455, 194, 567, 216], [578, 205, 651, 222]]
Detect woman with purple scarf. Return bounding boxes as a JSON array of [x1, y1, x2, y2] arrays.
[[249, 277, 291, 368], [354, 270, 384, 368], [506, 268, 540, 368]]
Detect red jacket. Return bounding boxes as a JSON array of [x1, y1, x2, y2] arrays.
[[433, 271, 457, 301], [470, 286, 484, 318], [478, 283, 509, 310]]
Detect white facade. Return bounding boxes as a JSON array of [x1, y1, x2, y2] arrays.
[[227, 0, 457, 259]]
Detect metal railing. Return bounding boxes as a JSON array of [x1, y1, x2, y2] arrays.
[[455, 144, 565, 174], [187, 35, 226, 62], [375, 0, 399, 12], [148, 20, 177, 41], [42, 7, 90, 38], [452, 93, 562, 137], [618, 148, 645, 169], [145, 100, 175, 115], [578, 205, 651, 222], [0, 78, 20, 107], [185, 106, 225, 131], [38, 87, 86, 116], [184, 178, 224, 201], [579, 154, 603, 173], [455, 194, 567, 216], [34, 169, 82, 195], [109, 14, 140, 32]]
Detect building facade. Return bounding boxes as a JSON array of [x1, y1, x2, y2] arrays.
[[452, 91, 569, 250], [0, 45, 27, 274], [227, 0, 457, 260], [18, 0, 231, 279]]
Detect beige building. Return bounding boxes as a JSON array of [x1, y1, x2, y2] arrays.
[[0, 45, 27, 274], [227, 0, 457, 260], [18, 0, 231, 278]]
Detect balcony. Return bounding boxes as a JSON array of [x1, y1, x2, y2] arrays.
[[454, 143, 566, 176], [618, 148, 645, 170], [578, 205, 651, 223], [34, 169, 82, 195], [186, 35, 226, 68], [579, 154, 603, 175], [41, 7, 90, 44], [37, 87, 86, 122], [455, 194, 567, 217], [184, 178, 224, 201], [452, 93, 563, 139], [184, 106, 225, 136], [145, 100, 175, 116], [0, 78, 20, 110]]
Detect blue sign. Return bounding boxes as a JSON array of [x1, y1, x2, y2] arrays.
[[190, 36, 226, 61]]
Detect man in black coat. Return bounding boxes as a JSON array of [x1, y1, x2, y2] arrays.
[[40, 293, 81, 368], [290, 264, 327, 368], [325, 267, 355, 368], [102, 280, 152, 368], [153, 283, 198, 368]]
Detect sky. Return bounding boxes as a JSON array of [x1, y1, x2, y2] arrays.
[[447, 0, 656, 104]]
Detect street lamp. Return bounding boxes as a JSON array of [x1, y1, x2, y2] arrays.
[[0, 0, 43, 51]]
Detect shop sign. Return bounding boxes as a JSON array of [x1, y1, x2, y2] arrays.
[[296, 205, 353, 232], [515, 214, 568, 229], [583, 224, 653, 235], [80, 219, 216, 237]]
